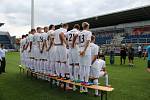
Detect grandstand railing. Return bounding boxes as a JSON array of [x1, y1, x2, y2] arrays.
[[121, 38, 150, 44]]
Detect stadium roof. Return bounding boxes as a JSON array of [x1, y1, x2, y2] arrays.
[[0, 23, 4, 27], [58, 5, 150, 29]]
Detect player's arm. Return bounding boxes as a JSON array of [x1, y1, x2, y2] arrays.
[[37, 41, 41, 51], [59, 32, 67, 45], [72, 34, 78, 48], [91, 55, 97, 65], [22, 44, 26, 52], [41, 39, 47, 52], [28, 41, 32, 52], [80, 40, 90, 56]]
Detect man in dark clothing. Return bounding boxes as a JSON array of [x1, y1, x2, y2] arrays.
[[128, 44, 134, 66], [120, 45, 127, 65]]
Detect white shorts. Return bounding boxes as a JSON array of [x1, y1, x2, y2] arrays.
[[33, 46, 40, 59], [55, 45, 67, 62], [68, 47, 79, 64], [48, 46, 56, 61], [90, 61, 105, 78], [41, 51, 48, 60], [79, 55, 91, 66]]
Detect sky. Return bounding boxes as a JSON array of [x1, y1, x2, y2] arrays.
[[0, 0, 150, 38]]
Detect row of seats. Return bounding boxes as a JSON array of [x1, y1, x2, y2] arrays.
[[125, 34, 150, 39], [0, 35, 14, 49], [95, 36, 113, 45], [121, 34, 150, 44]]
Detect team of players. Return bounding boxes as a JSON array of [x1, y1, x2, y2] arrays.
[[20, 22, 109, 96]]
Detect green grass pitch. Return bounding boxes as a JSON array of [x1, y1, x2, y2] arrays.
[[0, 52, 150, 100]]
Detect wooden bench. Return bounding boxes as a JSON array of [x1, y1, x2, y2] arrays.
[[48, 76, 114, 100], [21, 69, 114, 100]]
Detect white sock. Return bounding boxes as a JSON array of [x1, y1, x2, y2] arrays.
[[55, 62, 60, 76], [74, 65, 79, 80], [105, 74, 109, 86], [60, 63, 66, 77], [69, 65, 73, 80], [94, 79, 99, 95]]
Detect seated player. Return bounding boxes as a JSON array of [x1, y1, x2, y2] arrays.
[[90, 55, 109, 96]]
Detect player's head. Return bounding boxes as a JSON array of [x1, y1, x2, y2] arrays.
[[49, 24, 55, 30], [0, 44, 4, 48], [91, 35, 95, 43], [73, 24, 80, 30], [22, 35, 25, 39], [26, 34, 28, 37], [37, 27, 42, 33], [44, 26, 48, 33], [82, 22, 89, 30], [31, 29, 36, 34], [62, 23, 68, 29]]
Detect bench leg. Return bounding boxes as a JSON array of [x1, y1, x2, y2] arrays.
[[101, 91, 103, 100], [105, 92, 107, 100], [101, 91, 108, 100], [50, 78, 53, 88], [63, 82, 66, 91]]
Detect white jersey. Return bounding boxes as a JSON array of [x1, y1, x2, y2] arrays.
[[20, 38, 26, 50], [90, 43, 99, 58], [28, 34, 34, 43], [42, 32, 48, 41], [54, 28, 67, 45], [33, 33, 41, 46], [79, 30, 92, 55], [66, 29, 80, 48], [92, 59, 106, 71], [48, 30, 55, 39]]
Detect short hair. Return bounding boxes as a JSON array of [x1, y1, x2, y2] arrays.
[[74, 24, 80, 30], [91, 35, 95, 41], [82, 22, 89, 29], [62, 23, 68, 28], [49, 24, 55, 30], [44, 26, 48, 30], [31, 29, 36, 32], [36, 27, 41, 31], [1, 44, 4, 47]]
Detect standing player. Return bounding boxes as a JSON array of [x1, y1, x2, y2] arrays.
[[33, 27, 42, 73], [20, 35, 26, 66], [28, 29, 36, 70], [66, 24, 80, 80], [41, 27, 49, 76], [54, 24, 68, 78], [47, 25, 56, 76], [144, 45, 150, 72], [79, 22, 92, 92], [66, 24, 80, 90]]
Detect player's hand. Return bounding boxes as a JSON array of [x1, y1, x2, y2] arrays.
[[28, 49, 31, 53], [80, 51, 85, 57], [46, 48, 49, 51]]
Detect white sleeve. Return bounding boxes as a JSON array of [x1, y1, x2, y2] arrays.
[[87, 32, 92, 41], [103, 61, 106, 68], [94, 45, 99, 55], [43, 34, 48, 40]]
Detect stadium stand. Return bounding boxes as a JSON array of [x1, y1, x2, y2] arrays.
[[61, 5, 150, 46], [0, 23, 15, 49], [0, 31, 15, 49]]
